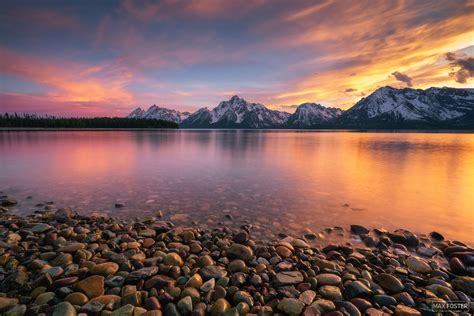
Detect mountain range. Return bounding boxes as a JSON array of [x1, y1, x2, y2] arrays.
[[127, 87, 474, 129]]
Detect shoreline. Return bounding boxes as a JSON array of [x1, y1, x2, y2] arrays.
[[0, 201, 472, 315], [1, 127, 474, 133]]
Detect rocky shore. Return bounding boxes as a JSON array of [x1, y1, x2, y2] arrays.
[[0, 201, 473, 315]]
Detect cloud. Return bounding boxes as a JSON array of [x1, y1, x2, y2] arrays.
[[391, 71, 413, 87], [344, 88, 357, 93], [446, 52, 474, 84], [0, 47, 134, 113]]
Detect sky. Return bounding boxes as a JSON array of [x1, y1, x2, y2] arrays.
[[0, 0, 473, 116]]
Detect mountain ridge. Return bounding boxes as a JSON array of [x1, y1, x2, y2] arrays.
[[126, 87, 474, 129]]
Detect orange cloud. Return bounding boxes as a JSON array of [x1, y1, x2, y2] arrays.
[[0, 47, 134, 112], [257, 1, 474, 108]]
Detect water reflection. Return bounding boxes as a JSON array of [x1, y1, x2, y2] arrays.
[[0, 130, 473, 243]]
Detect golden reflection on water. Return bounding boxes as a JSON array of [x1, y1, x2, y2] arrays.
[[0, 131, 473, 243]]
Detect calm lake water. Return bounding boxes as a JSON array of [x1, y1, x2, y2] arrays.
[[1, 130, 473, 243]]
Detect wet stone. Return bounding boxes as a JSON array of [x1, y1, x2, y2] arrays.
[[316, 273, 342, 286], [299, 290, 317, 305], [394, 304, 421, 316], [227, 243, 254, 262], [319, 285, 343, 301], [278, 298, 305, 315], [52, 302, 76, 316], [75, 275, 105, 298], [376, 273, 404, 293], [275, 271, 304, 285], [200, 265, 227, 280]]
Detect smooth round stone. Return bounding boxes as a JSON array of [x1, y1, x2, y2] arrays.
[[111, 304, 135, 316], [200, 266, 227, 280], [365, 307, 386, 316], [228, 259, 246, 272], [319, 286, 343, 301], [50, 253, 73, 266], [75, 275, 105, 298], [144, 297, 162, 310], [429, 231, 444, 242], [212, 285, 227, 300], [58, 243, 85, 253], [177, 296, 193, 314], [89, 295, 121, 308], [394, 304, 421, 316], [302, 306, 322, 316], [350, 298, 372, 312], [376, 273, 404, 293], [316, 273, 342, 286], [210, 298, 231, 316], [276, 246, 293, 258], [200, 278, 215, 292], [0, 298, 19, 312], [4, 304, 27, 316], [406, 256, 432, 274], [91, 262, 119, 276], [337, 301, 361, 316], [164, 253, 184, 266], [350, 225, 369, 235], [291, 239, 310, 248], [181, 287, 200, 304], [233, 291, 254, 307], [278, 298, 305, 315], [309, 299, 337, 313], [186, 273, 203, 288], [31, 223, 52, 233], [35, 292, 56, 305], [236, 302, 250, 315], [373, 295, 397, 307], [299, 290, 317, 305], [449, 257, 467, 274], [343, 281, 372, 299], [233, 231, 249, 244], [451, 276, 474, 296], [52, 302, 76, 316], [197, 255, 215, 267], [275, 271, 304, 285], [226, 244, 254, 262], [65, 292, 89, 305], [126, 267, 159, 282]]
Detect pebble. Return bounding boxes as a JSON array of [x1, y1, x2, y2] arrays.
[[394, 304, 421, 316], [316, 273, 342, 286], [0, 207, 471, 316], [275, 271, 304, 285], [278, 298, 305, 315], [319, 285, 343, 301], [406, 256, 432, 274], [53, 302, 77, 316], [226, 243, 254, 261], [75, 275, 105, 298], [376, 273, 405, 293]]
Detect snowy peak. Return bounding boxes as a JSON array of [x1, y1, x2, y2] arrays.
[[181, 95, 290, 128], [128, 107, 145, 118], [127, 105, 190, 123], [338, 86, 474, 127], [288, 103, 343, 127]]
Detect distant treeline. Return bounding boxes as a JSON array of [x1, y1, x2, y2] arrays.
[[0, 113, 178, 128]]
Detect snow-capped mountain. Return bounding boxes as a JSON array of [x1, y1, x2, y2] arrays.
[[180, 96, 290, 128], [336, 86, 474, 127], [287, 103, 343, 127], [127, 105, 190, 123]]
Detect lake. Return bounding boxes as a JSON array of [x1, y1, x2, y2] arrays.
[[1, 130, 473, 243]]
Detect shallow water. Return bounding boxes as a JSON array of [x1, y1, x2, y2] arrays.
[[1, 130, 473, 243]]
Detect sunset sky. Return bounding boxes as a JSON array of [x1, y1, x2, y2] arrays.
[[1, 0, 473, 116]]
